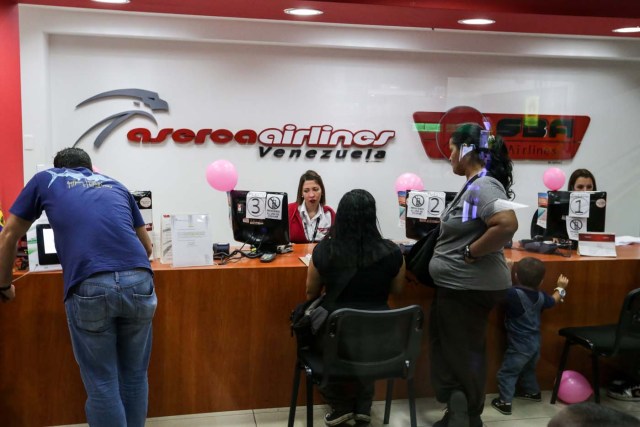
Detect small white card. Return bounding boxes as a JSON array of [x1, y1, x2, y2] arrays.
[[578, 232, 617, 257], [565, 216, 587, 241], [407, 191, 446, 219], [265, 193, 284, 220]]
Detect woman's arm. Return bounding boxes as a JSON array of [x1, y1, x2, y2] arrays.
[[305, 258, 323, 300], [390, 258, 406, 295], [466, 210, 518, 261]]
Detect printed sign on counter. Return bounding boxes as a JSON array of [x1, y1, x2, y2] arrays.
[[578, 232, 617, 257]]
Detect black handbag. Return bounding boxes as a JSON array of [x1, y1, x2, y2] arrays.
[[405, 174, 481, 287], [290, 295, 327, 349], [405, 224, 440, 287], [290, 268, 356, 349]]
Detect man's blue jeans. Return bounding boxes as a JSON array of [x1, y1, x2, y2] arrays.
[[64, 269, 157, 427]]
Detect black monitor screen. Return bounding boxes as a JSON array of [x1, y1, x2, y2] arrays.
[[544, 191, 607, 241], [405, 190, 457, 240], [36, 223, 61, 265], [229, 190, 290, 253]]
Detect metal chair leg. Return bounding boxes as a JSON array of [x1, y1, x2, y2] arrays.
[[383, 379, 394, 424], [306, 371, 314, 427], [551, 339, 572, 404], [408, 378, 417, 427], [288, 361, 301, 427], [592, 353, 600, 404]]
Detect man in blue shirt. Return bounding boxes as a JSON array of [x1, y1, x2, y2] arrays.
[[0, 147, 156, 427]]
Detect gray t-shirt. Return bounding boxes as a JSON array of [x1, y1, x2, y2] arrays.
[[429, 175, 511, 291]]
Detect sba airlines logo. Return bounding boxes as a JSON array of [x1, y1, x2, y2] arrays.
[[413, 112, 590, 161]]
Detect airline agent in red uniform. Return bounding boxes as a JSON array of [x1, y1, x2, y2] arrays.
[[288, 170, 335, 244]]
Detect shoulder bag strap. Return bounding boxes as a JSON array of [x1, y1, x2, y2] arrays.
[[443, 173, 483, 217], [322, 267, 358, 307]]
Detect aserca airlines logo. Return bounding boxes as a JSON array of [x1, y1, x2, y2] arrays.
[[75, 88, 395, 162], [74, 89, 169, 148]]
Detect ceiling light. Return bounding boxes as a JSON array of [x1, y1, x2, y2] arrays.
[[284, 8, 323, 17], [612, 26, 640, 33], [458, 18, 495, 26], [92, 0, 130, 4]]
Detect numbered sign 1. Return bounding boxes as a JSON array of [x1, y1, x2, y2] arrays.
[[569, 192, 590, 218], [245, 191, 267, 220]]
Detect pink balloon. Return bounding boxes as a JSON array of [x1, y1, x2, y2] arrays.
[[206, 160, 238, 192], [543, 167, 566, 191], [558, 370, 593, 404], [395, 173, 424, 192]]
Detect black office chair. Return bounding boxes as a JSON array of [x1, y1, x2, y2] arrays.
[[287, 305, 424, 427], [551, 288, 640, 404]]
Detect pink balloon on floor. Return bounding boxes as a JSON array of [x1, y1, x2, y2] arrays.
[[557, 370, 593, 404], [394, 173, 424, 192], [542, 167, 566, 191]]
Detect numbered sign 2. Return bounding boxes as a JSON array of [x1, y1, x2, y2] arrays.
[[426, 191, 446, 218]]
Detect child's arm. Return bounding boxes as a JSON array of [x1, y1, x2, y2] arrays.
[[552, 274, 569, 303]]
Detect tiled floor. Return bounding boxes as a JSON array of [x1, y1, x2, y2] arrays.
[[55, 390, 640, 427]]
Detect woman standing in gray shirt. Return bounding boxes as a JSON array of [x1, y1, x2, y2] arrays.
[[429, 123, 518, 427]]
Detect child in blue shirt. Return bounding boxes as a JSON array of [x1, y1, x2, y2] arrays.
[[491, 256, 569, 415]]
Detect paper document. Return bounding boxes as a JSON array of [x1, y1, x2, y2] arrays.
[[299, 254, 312, 266], [615, 236, 640, 246], [170, 214, 213, 267]]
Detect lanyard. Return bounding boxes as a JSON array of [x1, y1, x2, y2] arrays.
[[310, 217, 321, 242]]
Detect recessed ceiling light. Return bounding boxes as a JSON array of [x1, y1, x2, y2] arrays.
[[458, 18, 496, 26], [613, 26, 640, 33], [284, 8, 323, 17], [92, 0, 130, 4]]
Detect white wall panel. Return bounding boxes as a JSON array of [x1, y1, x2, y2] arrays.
[[21, 6, 640, 246]]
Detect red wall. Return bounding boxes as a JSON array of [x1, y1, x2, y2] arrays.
[[0, 1, 23, 212]]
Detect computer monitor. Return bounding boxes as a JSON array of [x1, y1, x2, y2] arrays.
[[229, 190, 290, 254], [36, 223, 61, 265], [405, 190, 457, 240], [544, 191, 607, 241]]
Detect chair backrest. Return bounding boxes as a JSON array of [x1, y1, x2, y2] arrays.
[[612, 288, 640, 355], [320, 305, 424, 382]]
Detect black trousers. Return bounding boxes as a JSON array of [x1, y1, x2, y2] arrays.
[[313, 326, 375, 416], [429, 286, 506, 417], [320, 379, 375, 415]]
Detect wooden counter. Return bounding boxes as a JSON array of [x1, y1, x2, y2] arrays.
[[1, 244, 639, 426]]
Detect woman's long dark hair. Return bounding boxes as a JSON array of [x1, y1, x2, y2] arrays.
[[325, 189, 390, 268], [450, 123, 514, 199]]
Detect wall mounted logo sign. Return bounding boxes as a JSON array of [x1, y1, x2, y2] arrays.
[[75, 89, 395, 162], [74, 89, 169, 148], [413, 111, 590, 161]]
